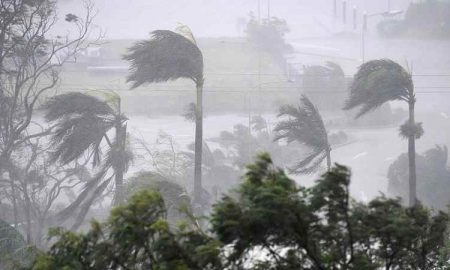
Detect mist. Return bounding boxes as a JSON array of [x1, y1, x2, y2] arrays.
[[1, 0, 450, 268]]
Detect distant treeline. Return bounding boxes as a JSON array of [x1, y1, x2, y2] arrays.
[[378, 1, 450, 38]]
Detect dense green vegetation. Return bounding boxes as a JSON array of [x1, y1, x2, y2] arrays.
[[30, 154, 450, 269], [1, 0, 450, 269]]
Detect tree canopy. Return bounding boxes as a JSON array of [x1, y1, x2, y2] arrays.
[[344, 59, 413, 118], [274, 95, 331, 174], [124, 30, 204, 88], [30, 154, 450, 270]]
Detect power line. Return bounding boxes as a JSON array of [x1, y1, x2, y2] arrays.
[[59, 87, 450, 94], [60, 70, 450, 77], [58, 85, 450, 90]]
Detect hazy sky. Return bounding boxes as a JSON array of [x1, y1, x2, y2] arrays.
[[57, 0, 412, 40], [51, 0, 449, 201]]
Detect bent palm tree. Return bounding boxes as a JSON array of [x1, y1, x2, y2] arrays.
[[274, 95, 331, 174], [344, 59, 420, 206], [124, 29, 204, 205], [44, 92, 132, 220]]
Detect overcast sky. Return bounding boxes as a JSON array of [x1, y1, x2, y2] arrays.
[[56, 0, 412, 40]]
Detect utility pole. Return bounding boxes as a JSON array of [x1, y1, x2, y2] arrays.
[[362, 11, 367, 63], [255, 0, 261, 157], [333, 0, 337, 19], [342, 1, 347, 24], [258, 0, 261, 22], [360, 10, 402, 63]]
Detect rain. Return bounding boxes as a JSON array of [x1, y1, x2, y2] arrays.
[[1, 0, 450, 268]]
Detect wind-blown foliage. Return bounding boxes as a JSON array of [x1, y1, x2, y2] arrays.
[[0, 0, 95, 175], [124, 28, 205, 207], [44, 93, 118, 165], [44, 92, 132, 223], [125, 171, 192, 226], [344, 59, 413, 117], [44, 92, 114, 123], [124, 30, 204, 87], [274, 95, 331, 174], [344, 59, 419, 206], [30, 190, 222, 270], [30, 154, 450, 269], [211, 154, 449, 269]]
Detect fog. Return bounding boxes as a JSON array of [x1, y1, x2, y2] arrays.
[[1, 0, 450, 265], [55, 0, 449, 197], [57, 0, 412, 38]]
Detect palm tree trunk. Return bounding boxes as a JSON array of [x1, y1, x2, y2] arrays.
[[113, 169, 124, 206], [10, 178, 18, 228], [326, 149, 332, 172], [113, 108, 126, 206], [23, 181, 32, 244], [408, 100, 417, 207], [194, 79, 204, 206]]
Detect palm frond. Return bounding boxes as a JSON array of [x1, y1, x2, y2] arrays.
[[274, 95, 329, 151], [344, 59, 413, 118], [124, 30, 204, 88], [44, 93, 118, 165], [274, 95, 330, 174], [43, 92, 114, 122], [49, 114, 114, 165], [289, 150, 327, 175]]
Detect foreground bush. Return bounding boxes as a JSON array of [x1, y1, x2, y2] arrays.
[[31, 154, 450, 269]]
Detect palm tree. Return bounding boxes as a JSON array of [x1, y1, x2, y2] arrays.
[[274, 95, 332, 174], [43, 92, 132, 217], [344, 59, 421, 206], [123, 29, 204, 205]]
